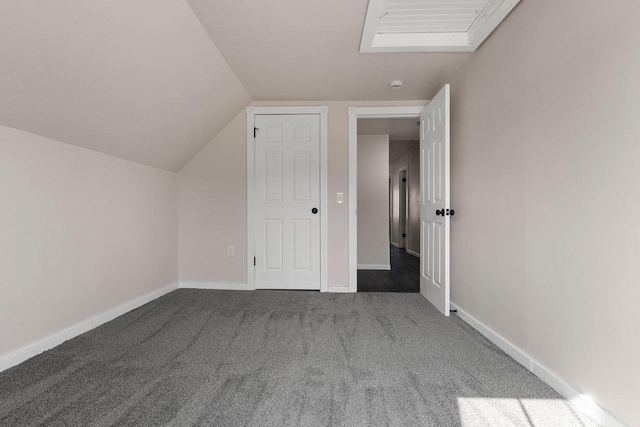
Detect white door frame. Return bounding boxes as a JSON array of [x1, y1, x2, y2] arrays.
[[347, 105, 426, 292], [246, 106, 329, 292], [399, 167, 409, 249]]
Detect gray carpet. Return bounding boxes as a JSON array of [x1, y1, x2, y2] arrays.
[[0, 290, 598, 426]]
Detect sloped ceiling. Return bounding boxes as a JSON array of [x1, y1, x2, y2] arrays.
[[187, 0, 472, 100], [0, 0, 251, 172]]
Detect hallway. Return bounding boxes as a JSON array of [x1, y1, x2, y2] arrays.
[[357, 245, 419, 292]]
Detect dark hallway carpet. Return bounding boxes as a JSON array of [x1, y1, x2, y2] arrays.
[[358, 245, 420, 292], [0, 290, 598, 426]]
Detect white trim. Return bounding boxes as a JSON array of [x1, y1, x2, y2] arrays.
[[327, 286, 354, 293], [348, 109, 358, 293], [359, 0, 385, 52], [367, 33, 475, 53], [348, 105, 425, 293], [246, 109, 256, 290], [390, 241, 401, 248], [357, 264, 391, 270], [451, 302, 530, 368], [350, 106, 426, 118], [246, 106, 329, 292], [179, 282, 251, 291], [451, 303, 628, 427], [0, 284, 177, 373], [398, 166, 409, 249], [320, 108, 329, 292], [246, 106, 328, 115], [467, 0, 520, 49], [360, 0, 520, 53], [406, 249, 420, 258]]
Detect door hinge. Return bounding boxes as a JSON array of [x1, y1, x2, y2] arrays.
[[254, 257, 256, 266], [254, 127, 258, 138]]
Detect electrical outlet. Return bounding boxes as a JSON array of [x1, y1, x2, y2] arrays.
[[337, 192, 344, 204], [227, 245, 235, 257]]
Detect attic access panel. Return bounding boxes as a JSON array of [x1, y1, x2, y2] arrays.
[[360, 0, 520, 52]]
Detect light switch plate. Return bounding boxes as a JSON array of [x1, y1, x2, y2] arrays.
[[227, 245, 235, 257], [337, 192, 344, 204]]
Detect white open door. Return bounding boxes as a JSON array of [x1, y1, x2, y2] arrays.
[[420, 85, 451, 316]]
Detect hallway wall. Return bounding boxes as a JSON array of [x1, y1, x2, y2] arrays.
[[389, 144, 420, 256], [357, 135, 390, 268]]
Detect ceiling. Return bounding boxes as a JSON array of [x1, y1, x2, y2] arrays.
[[358, 118, 419, 164], [187, 0, 471, 101], [389, 140, 419, 165], [358, 118, 420, 141], [0, 0, 251, 172], [0, 0, 497, 172]]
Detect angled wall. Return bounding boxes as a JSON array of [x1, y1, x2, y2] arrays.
[[178, 112, 248, 288], [0, 126, 178, 360]]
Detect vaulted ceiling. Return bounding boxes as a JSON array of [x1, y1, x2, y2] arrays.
[[0, 0, 250, 171], [0, 0, 482, 172], [187, 0, 471, 100]]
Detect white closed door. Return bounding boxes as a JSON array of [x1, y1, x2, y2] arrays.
[[420, 85, 451, 316], [254, 114, 321, 290]]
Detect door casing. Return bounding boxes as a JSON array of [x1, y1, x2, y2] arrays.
[[246, 106, 328, 292], [347, 105, 426, 292]]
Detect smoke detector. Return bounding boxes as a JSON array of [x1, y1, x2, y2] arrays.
[[389, 80, 403, 90]]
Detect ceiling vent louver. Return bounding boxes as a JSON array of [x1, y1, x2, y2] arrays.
[[360, 0, 520, 53]]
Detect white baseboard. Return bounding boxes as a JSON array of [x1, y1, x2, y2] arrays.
[[450, 303, 628, 427], [357, 264, 391, 270], [179, 282, 252, 291], [406, 249, 420, 258], [390, 242, 401, 248], [327, 286, 354, 293], [451, 302, 531, 369], [0, 284, 178, 373]]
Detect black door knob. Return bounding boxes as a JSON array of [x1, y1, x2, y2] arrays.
[[436, 209, 455, 216], [312, 208, 318, 214]]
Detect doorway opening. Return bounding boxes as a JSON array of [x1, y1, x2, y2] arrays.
[[355, 117, 420, 292], [349, 86, 451, 314]]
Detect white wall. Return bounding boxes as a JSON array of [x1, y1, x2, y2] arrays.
[[178, 112, 248, 287], [178, 101, 426, 288], [357, 135, 390, 268], [450, 0, 640, 425], [0, 126, 178, 359], [389, 143, 420, 255]]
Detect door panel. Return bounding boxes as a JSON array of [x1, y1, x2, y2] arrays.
[[254, 114, 321, 290], [420, 85, 451, 315], [264, 219, 283, 270], [265, 152, 283, 202]]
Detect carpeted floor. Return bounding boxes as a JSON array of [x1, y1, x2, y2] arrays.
[[0, 290, 598, 426]]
